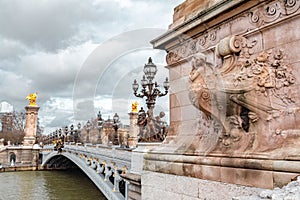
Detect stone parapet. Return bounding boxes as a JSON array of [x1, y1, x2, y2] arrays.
[[142, 171, 263, 200]]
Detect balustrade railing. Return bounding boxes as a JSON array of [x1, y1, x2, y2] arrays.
[[41, 144, 132, 199]]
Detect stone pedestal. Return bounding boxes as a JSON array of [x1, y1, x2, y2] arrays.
[[128, 112, 139, 148], [23, 106, 40, 147]]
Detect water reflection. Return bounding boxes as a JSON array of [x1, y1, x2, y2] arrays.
[[0, 170, 107, 200]]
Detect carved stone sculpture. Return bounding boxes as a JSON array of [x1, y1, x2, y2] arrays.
[[188, 35, 299, 153], [26, 92, 38, 106], [137, 107, 168, 142]]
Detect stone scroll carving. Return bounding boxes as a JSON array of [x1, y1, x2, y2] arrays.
[[250, 0, 300, 25], [166, 0, 300, 67], [188, 35, 299, 153]]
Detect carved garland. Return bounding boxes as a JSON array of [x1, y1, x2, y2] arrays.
[[234, 49, 296, 105]]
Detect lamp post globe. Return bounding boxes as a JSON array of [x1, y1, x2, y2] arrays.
[[143, 57, 157, 82]]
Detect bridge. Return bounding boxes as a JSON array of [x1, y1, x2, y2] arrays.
[[41, 144, 133, 200]]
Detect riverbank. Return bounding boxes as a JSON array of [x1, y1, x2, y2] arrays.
[[0, 164, 42, 172], [0, 163, 78, 173]]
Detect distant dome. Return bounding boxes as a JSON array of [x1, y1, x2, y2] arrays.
[[0, 101, 14, 113]]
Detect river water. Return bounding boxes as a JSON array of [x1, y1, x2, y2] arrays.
[[0, 169, 107, 200]]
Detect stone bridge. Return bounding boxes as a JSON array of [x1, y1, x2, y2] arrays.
[[41, 144, 132, 200]]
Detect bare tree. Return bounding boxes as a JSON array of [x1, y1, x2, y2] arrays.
[[0, 110, 43, 145]]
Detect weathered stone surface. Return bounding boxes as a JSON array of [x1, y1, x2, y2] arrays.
[[176, 90, 193, 107], [234, 176, 300, 200], [220, 167, 273, 189], [273, 172, 298, 188], [170, 76, 189, 93], [142, 171, 165, 189], [169, 65, 181, 81], [170, 107, 181, 122], [165, 173, 199, 197], [172, 0, 224, 28], [201, 165, 220, 181], [262, 16, 300, 50], [142, 171, 263, 200], [145, 0, 300, 194], [23, 106, 40, 146], [170, 93, 180, 109]]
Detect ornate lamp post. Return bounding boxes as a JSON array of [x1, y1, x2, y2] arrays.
[[49, 133, 52, 144], [64, 126, 68, 143], [112, 113, 120, 145], [86, 120, 91, 143], [74, 122, 81, 143], [52, 132, 55, 143], [58, 128, 62, 140], [132, 57, 169, 110], [70, 124, 74, 142], [55, 130, 58, 142], [46, 134, 50, 145], [97, 111, 104, 144], [132, 57, 170, 142]]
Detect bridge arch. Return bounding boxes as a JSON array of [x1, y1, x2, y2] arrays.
[[42, 151, 125, 200]]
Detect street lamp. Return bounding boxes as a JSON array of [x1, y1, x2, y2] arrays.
[[58, 128, 62, 139], [132, 57, 169, 110], [64, 126, 68, 143], [70, 124, 74, 142], [55, 130, 58, 141], [74, 122, 81, 143], [97, 111, 104, 144], [132, 57, 169, 142], [49, 133, 52, 144], [86, 120, 91, 143], [112, 113, 119, 145]]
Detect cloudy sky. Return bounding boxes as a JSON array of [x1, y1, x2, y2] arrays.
[[0, 0, 184, 133]]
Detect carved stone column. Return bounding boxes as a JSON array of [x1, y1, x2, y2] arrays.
[[113, 168, 121, 192], [128, 112, 139, 148], [23, 105, 40, 146], [104, 164, 112, 182]]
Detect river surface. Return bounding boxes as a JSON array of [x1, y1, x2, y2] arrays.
[[0, 169, 107, 200]]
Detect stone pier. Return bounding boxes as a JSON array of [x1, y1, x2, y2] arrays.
[[142, 0, 300, 199], [23, 106, 40, 146], [128, 112, 139, 148]]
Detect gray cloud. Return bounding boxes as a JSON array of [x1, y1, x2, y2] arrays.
[[0, 0, 115, 51], [0, 0, 184, 132]]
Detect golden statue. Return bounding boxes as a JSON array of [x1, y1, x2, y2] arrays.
[[26, 92, 38, 106], [131, 101, 139, 113]]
